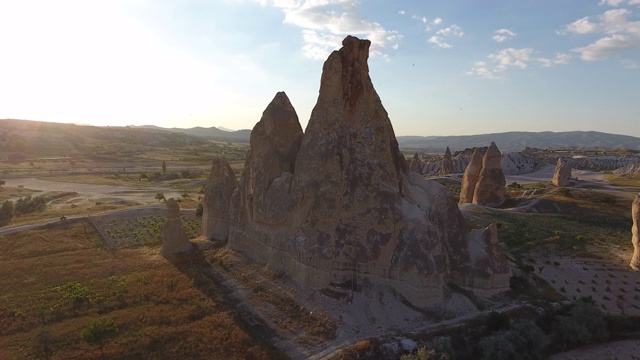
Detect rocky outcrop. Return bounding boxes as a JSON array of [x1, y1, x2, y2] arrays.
[[202, 158, 238, 241], [467, 224, 512, 294], [615, 163, 640, 174], [438, 147, 453, 175], [501, 152, 539, 175], [161, 198, 191, 256], [409, 153, 423, 173], [473, 142, 507, 207], [419, 148, 538, 176], [240, 91, 304, 226], [459, 148, 484, 204], [223, 36, 510, 307], [631, 194, 640, 270], [552, 158, 572, 187]]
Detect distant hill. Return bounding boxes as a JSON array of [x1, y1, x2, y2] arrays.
[[397, 131, 640, 152], [137, 125, 250, 142]]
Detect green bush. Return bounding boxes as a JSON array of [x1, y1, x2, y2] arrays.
[[0, 200, 15, 225], [551, 300, 608, 348], [480, 319, 547, 360], [81, 317, 118, 358]]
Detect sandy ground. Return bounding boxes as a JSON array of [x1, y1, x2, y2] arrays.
[[2, 177, 186, 206]]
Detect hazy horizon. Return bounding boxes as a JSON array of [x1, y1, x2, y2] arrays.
[[1, 1, 639, 137]]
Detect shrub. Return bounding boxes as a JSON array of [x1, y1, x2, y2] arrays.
[[196, 203, 203, 217], [81, 317, 118, 358], [480, 319, 547, 360], [0, 200, 15, 225], [551, 300, 608, 349], [14, 195, 46, 215]]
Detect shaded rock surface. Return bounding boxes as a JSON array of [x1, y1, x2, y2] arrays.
[[473, 142, 507, 207], [438, 147, 453, 175], [552, 158, 572, 187], [202, 158, 238, 241], [467, 224, 512, 293], [631, 194, 640, 270], [409, 153, 423, 173], [217, 36, 509, 306], [459, 148, 484, 204], [161, 198, 191, 256]]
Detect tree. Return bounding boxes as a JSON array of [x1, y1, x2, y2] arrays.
[[81, 317, 118, 359], [154, 192, 165, 202], [0, 200, 14, 225], [161, 160, 166, 174], [480, 319, 548, 360]]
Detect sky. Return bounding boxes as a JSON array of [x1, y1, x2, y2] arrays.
[[0, 0, 639, 137]]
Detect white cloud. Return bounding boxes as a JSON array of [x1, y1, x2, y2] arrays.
[[433, 17, 443, 25], [600, 0, 626, 6], [492, 28, 516, 42], [489, 48, 532, 70], [621, 59, 640, 67], [427, 24, 463, 49], [260, 0, 401, 59], [436, 24, 464, 37], [562, 8, 640, 61], [563, 16, 599, 34], [412, 14, 428, 24], [428, 35, 451, 48], [554, 53, 572, 64], [398, 10, 405, 15], [467, 61, 497, 79], [469, 48, 571, 79]]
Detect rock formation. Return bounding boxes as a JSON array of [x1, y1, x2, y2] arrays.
[[552, 158, 572, 187], [459, 148, 483, 204], [473, 142, 507, 207], [213, 36, 510, 306], [421, 148, 539, 176], [467, 224, 512, 293], [439, 146, 453, 175], [409, 153, 423, 173], [631, 194, 640, 270], [501, 152, 539, 175], [161, 198, 191, 256], [202, 158, 238, 241]]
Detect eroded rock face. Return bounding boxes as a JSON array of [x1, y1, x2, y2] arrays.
[[409, 153, 423, 173], [552, 158, 572, 187], [466, 224, 512, 294], [225, 36, 509, 306], [439, 147, 453, 176], [241, 91, 303, 226], [630, 194, 640, 270], [459, 148, 483, 204], [473, 142, 506, 207], [161, 198, 191, 256], [202, 158, 238, 241]]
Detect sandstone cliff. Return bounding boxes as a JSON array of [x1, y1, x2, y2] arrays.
[[552, 158, 572, 187], [473, 142, 507, 207], [631, 194, 640, 270], [459, 148, 483, 204], [161, 198, 191, 256], [438, 146, 453, 175], [202, 158, 238, 241], [210, 36, 510, 306]]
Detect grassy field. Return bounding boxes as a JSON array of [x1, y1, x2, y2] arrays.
[[0, 220, 282, 359], [604, 173, 640, 188]]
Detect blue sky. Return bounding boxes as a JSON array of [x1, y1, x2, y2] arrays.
[[1, 0, 639, 137]]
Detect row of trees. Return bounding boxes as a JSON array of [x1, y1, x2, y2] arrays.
[[0, 195, 47, 225]]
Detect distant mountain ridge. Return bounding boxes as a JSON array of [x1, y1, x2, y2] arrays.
[[137, 125, 251, 142], [397, 131, 640, 152], [143, 125, 640, 152]]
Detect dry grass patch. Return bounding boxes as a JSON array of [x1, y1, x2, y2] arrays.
[[0, 220, 279, 359]]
